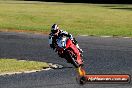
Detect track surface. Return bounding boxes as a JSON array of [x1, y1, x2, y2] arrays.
[[0, 32, 132, 88]]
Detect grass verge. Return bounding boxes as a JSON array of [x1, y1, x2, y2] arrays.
[[0, 58, 49, 74], [0, 1, 132, 37]]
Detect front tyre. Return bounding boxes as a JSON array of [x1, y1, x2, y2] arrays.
[[66, 49, 79, 68]]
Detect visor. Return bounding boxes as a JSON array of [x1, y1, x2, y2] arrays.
[[51, 29, 58, 34]]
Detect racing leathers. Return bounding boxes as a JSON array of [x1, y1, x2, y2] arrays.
[[49, 30, 83, 55]]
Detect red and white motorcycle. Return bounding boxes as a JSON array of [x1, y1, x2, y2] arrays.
[[54, 36, 84, 68]]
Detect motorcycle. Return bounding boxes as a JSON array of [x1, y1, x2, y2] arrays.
[[55, 37, 84, 68]]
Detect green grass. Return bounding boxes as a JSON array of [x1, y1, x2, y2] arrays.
[[0, 58, 49, 73], [0, 1, 132, 36]]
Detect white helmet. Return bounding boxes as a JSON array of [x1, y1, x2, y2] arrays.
[[51, 24, 59, 34]]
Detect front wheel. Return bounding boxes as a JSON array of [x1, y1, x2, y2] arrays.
[[66, 49, 79, 68]]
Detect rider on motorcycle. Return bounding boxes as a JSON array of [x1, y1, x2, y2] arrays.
[[49, 24, 83, 56]]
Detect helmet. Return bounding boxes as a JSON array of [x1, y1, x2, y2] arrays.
[[51, 24, 59, 34]]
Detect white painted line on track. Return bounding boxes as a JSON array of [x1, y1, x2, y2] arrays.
[[79, 35, 132, 39]]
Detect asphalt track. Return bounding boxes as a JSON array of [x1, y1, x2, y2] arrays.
[[0, 32, 132, 88]]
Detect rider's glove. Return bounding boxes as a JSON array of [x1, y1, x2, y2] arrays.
[[72, 38, 77, 45]]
